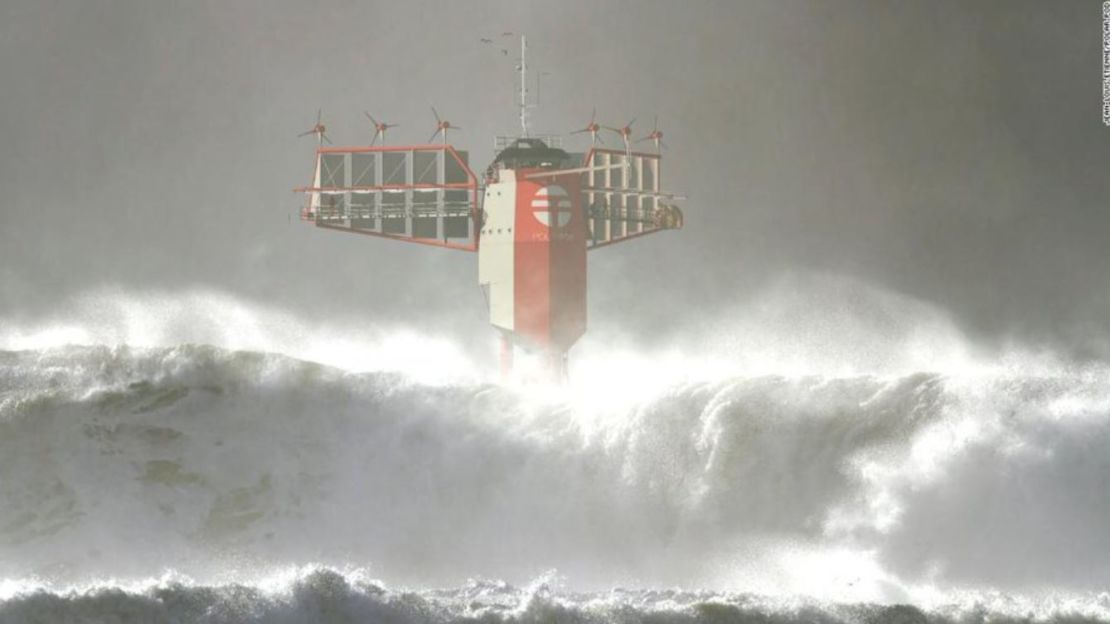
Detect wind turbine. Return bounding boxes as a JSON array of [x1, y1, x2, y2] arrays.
[[636, 116, 667, 152], [605, 117, 636, 177], [570, 108, 604, 144], [428, 107, 461, 144], [364, 111, 398, 146], [297, 109, 331, 146], [604, 117, 636, 153]]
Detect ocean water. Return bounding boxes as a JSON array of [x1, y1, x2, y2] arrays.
[[1, 284, 1109, 622]]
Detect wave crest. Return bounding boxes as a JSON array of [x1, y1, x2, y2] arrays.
[[2, 344, 1110, 603], [3, 567, 1109, 624]]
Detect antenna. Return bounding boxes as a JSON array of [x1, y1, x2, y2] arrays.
[[519, 34, 529, 137]]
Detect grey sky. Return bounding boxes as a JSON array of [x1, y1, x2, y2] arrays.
[[1, 0, 1108, 361]]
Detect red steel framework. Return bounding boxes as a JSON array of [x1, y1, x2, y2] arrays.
[[294, 137, 684, 381], [294, 100, 685, 380], [295, 144, 481, 252]]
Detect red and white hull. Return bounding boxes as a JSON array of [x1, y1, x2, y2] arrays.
[[478, 168, 587, 374]]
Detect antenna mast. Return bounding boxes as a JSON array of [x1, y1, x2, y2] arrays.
[[519, 34, 529, 137]]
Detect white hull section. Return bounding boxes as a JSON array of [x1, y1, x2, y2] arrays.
[[478, 171, 517, 332]]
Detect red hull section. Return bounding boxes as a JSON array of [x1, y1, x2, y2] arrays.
[[512, 170, 587, 353]]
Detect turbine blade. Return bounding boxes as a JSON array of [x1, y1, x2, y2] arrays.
[[297, 130, 313, 137], [432, 107, 441, 123], [428, 129, 440, 143], [316, 109, 322, 124], [322, 133, 332, 145]]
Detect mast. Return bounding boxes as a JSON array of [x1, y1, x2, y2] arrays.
[[519, 34, 529, 137]]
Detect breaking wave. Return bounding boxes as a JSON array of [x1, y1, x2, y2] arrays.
[[1, 280, 1109, 621], [3, 568, 1109, 624]]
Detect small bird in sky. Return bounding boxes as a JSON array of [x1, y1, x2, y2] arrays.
[[480, 38, 492, 43], [501, 49, 508, 55]]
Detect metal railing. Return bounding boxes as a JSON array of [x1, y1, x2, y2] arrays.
[[494, 134, 563, 149]]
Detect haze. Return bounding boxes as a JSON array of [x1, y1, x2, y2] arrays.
[[1, 0, 1108, 364]]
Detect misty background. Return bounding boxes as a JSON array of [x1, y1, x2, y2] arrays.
[[1, 0, 1108, 366]]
